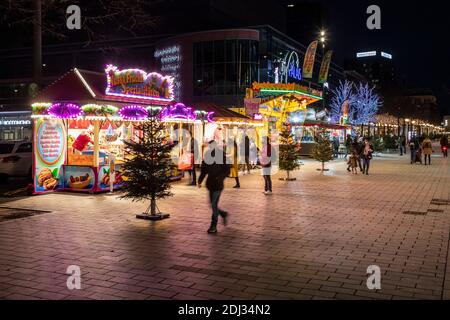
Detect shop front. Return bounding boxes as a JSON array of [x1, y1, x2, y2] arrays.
[[0, 111, 32, 141], [242, 82, 323, 148], [31, 65, 260, 195]]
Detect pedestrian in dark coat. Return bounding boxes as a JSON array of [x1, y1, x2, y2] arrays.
[[198, 141, 231, 234], [361, 138, 374, 175]]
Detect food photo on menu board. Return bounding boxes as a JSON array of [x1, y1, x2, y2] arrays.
[[64, 166, 95, 190]]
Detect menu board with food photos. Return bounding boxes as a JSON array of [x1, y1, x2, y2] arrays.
[[34, 118, 67, 193]]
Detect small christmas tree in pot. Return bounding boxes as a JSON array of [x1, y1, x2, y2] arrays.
[[120, 115, 174, 221], [311, 129, 334, 173], [278, 123, 301, 181]]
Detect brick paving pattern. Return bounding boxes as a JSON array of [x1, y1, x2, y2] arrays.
[[0, 152, 449, 300]]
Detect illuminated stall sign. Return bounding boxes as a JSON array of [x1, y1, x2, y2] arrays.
[[105, 65, 174, 102]]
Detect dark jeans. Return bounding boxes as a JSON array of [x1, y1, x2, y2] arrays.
[[357, 156, 363, 171], [362, 156, 371, 174], [244, 156, 251, 173], [410, 150, 416, 163], [399, 146, 403, 156], [263, 175, 272, 192], [235, 177, 240, 186], [424, 154, 431, 165], [209, 190, 226, 227], [189, 168, 196, 184]]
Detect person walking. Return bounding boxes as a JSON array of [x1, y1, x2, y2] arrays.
[[361, 138, 374, 175], [260, 136, 273, 195], [422, 136, 433, 165], [228, 138, 240, 188], [409, 137, 417, 164], [188, 135, 198, 186], [333, 136, 340, 159], [350, 137, 363, 172], [198, 141, 231, 234], [344, 134, 352, 159], [398, 136, 403, 156], [401, 136, 406, 155], [347, 150, 359, 175], [440, 135, 449, 158], [243, 135, 252, 174]]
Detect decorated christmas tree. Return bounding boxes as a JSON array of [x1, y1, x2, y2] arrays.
[[120, 116, 175, 220], [278, 123, 301, 181], [311, 130, 334, 172]]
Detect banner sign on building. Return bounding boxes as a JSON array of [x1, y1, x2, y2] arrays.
[[302, 41, 318, 79], [244, 98, 262, 117], [318, 50, 333, 84]]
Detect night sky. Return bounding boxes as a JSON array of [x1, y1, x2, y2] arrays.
[[312, 0, 450, 113]]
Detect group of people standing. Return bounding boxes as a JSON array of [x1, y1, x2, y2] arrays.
[[345, 135, 374, 175], [407, 134, 449, 165]]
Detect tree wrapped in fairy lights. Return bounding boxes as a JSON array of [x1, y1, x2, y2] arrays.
[[353, 83, 382, 125], [329, 80, 357, 124]]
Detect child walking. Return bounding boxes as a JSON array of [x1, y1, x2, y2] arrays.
[[347, 151, 359, 175]]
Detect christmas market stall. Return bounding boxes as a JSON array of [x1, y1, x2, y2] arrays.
[[31, 65, 199, 194]]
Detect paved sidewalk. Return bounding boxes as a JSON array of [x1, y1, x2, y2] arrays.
[[0, 154, 449, 300]]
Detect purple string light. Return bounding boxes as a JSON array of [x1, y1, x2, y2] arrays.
[[160, 103, 197, 121], [47, 103, 83, 119], [118, 105, 149, 121]]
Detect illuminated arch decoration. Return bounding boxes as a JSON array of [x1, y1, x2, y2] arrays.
[[105, 65, 174, 102], [118, 105, 149, 121], [283, 51, 301, 83], [160, 103, 196, 121], [47, 103, 83, 119]]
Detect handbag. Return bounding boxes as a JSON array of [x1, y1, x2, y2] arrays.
[[178, 152, 193, 171]]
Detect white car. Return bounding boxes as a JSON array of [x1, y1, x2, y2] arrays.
[[0, 141, 32, 181]]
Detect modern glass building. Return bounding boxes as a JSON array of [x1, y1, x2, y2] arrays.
[[154, 25, 345, 108]]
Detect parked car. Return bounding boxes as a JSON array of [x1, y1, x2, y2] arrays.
[[0, 141, 32, 182]]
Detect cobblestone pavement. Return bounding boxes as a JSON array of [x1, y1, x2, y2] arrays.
[[0, 152, 449, 300]]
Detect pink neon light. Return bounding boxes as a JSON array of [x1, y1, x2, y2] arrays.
[[206, 112, 214, 122], [105, 65, 174, 102], [48, 103, 83, 119], [118, 105, 149, 121], [160, 103, 197, 121], [253, 113, 263, 120]]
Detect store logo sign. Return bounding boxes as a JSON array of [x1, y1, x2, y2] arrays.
[[0, 120, 31, 126], [357, 51, 377, 58], [288, 63, 301, 81], [381, 52, 392, 59]]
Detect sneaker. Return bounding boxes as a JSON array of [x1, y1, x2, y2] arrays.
[[221, 212, 228, 226], [233, 185, 240, 189], [207, 226, 217, 234], [265, 191, 273, 195]]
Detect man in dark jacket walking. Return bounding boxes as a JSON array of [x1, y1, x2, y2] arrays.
[[198, 141, 231, 234]]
